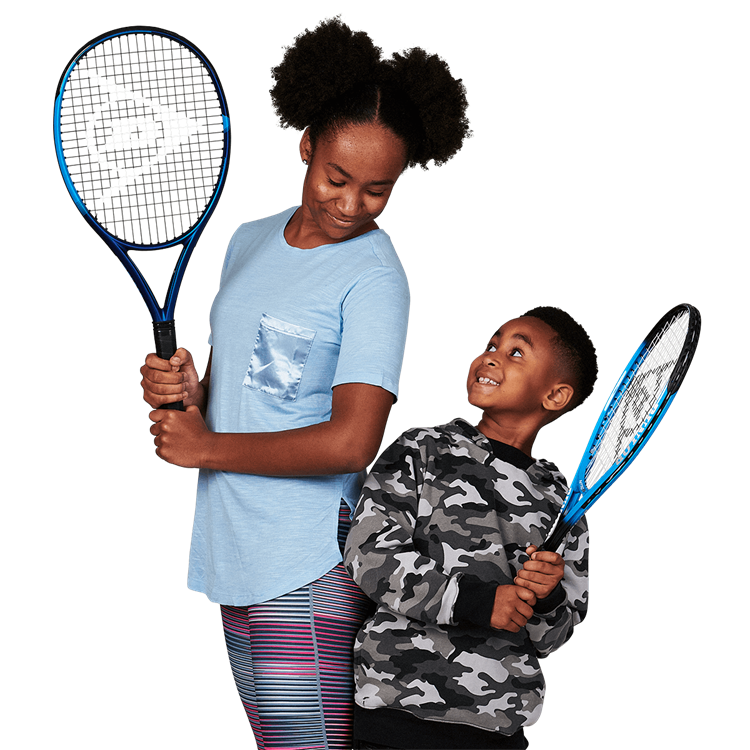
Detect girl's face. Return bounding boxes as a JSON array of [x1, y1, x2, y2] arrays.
[[296, 122, 407, 246]]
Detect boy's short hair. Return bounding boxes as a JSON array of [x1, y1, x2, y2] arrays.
[[522, 306, 598, 409]]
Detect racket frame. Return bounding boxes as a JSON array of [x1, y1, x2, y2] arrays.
[[53, 26, 231, 360], [541, 303, 700, 552]]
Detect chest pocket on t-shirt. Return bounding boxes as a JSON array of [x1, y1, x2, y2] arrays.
[[243, 313, 316, 400]]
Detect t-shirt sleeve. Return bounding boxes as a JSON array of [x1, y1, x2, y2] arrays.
[[332, 265, 409, 399]]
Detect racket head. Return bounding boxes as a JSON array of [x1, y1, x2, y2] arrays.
[[53, 26, 231, 320], [543, 303, 701, 551]]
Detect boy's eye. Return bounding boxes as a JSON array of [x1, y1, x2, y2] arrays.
[[510, 347, 523, 357], [367, 190, 385, 197], [487, 344, 497, 352], [328, 178, 345, 187]]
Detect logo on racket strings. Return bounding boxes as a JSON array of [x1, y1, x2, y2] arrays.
[[614, 360, 673, 464], [84, 73, 203, 201]]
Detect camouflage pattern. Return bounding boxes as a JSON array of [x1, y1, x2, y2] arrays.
[[344, 419, 588, 736]]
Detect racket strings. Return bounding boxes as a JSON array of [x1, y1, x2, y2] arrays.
[[583, 309, 690, 490], [543, 305, 700, 552], [58, 32, 227, 245]]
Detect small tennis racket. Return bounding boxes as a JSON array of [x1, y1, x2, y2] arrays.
[[541, 303, 701, 553], [53, 26, 231, 409]]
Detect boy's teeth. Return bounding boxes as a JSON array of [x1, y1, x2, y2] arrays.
[[479, 377, 499, 385]]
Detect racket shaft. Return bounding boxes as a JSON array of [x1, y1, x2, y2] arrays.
[[153, 320, 184, 411]]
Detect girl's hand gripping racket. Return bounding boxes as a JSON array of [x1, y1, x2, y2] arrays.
[[53, 26, 231, 410], [541, 303, 701, 553]]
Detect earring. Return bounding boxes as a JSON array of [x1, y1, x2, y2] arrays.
[[302, 159, 308, 165]]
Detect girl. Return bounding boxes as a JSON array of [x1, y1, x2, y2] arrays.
[[141, 18, 470, 750]]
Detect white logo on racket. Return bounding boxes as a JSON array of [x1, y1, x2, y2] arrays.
[[614, 360, 672, 463], [83, 71, 206, 210]]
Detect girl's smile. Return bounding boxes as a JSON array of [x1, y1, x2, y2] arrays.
[[285, 122, 407, 249]]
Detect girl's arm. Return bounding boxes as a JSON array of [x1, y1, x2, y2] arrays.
[[148, 378, 393, 475], [141, 344, 393, 475]]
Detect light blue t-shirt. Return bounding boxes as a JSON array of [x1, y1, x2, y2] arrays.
[[187, 207, 410, 605]]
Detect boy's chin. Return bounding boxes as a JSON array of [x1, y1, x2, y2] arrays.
[[467, 386, 494, 408], [467, 394, 492, 412]]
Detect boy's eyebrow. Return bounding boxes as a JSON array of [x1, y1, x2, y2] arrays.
[[492, 329, 535, 348], [327, 162, 396, 186]]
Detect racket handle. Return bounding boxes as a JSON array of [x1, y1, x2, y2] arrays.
[[153, 320, 184, 411]]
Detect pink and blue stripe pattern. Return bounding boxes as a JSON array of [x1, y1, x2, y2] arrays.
[[221, 505, 372, 749]]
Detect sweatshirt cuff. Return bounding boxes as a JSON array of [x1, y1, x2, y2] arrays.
[[455, 577, 565, 626], [454, 575, 499, 628], [533, 582, 566, 614]]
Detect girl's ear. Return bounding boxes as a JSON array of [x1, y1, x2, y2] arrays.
[[299, 128, 313, 164]]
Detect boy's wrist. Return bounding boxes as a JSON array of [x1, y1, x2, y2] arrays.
[[454, 575, 506, 628], [438, 572, 568, 626], [532, 582, 566, 614]]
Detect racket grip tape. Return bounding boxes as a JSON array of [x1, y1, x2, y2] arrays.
[[153, 320, 184, 411]]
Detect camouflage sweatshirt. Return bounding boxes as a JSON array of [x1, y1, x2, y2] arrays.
[[344, 419, 588, 737]]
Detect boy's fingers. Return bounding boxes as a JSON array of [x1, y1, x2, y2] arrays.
[[515, 586, 537, 606], [530, 550, 563, 565]]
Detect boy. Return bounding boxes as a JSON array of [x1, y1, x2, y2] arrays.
[[344, 306, 597, 750]]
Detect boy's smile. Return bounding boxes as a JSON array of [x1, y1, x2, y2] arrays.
[[477, 376, 500, 386], [467, 316, 573, 453]]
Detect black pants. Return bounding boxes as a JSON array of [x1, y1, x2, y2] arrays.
[[354, 731, 528, 750]]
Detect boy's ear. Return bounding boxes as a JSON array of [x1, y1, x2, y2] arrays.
[[542, 383, 575, 414]]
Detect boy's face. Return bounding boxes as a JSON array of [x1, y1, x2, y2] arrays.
[[466, 316, 563, 420]]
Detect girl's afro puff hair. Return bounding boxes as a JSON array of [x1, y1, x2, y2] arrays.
[[270, 17, 470, 169]]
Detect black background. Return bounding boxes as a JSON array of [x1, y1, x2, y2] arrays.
[[48, 6, 709, 749]]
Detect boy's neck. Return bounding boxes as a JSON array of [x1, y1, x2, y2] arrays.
[[475, 414, 541, 457]]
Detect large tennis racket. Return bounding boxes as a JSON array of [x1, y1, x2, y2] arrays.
[[541, 303, 701, 553], [53, 26, 230, 409]]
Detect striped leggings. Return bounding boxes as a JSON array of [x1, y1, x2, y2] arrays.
[[220, 504, 373, 750]]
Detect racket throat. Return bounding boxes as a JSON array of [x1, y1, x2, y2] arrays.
[[542, 488, 586, 553], [540, 515, 563, 553]]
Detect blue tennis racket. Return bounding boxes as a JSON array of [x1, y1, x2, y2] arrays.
[[541, 303, 701, 552], [53, 26, 231, 409]]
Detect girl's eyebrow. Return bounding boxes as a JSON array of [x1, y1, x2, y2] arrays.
[[327, 162, 396, 186]]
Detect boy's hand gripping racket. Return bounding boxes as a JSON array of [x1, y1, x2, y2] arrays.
[[53, 27, 231, 409], [541, 303, 701, 553]]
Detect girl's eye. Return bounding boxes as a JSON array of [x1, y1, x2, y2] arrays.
[[511, 348, 523, 357], [487, 344, 497, 352], [326, 179, 386, 197]]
